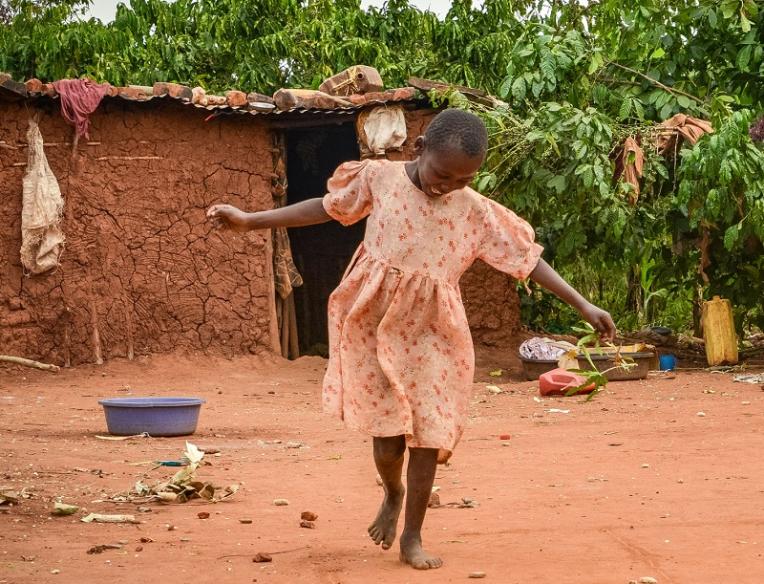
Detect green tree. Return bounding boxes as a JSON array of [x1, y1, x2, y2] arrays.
[[1, 0, 762, 331]]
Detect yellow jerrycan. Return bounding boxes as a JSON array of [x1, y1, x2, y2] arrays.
[[702, 296, 738, 366]]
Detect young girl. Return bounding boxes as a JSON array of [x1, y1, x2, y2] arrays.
[[207, 109, 616, 570]]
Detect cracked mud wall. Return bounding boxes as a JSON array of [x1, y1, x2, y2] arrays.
[[395, 109, 524, 347], [0, 101, 522, 367], [1, 99, 275, 365]]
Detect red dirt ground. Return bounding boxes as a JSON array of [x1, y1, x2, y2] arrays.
[[1, 353, 762, 584]]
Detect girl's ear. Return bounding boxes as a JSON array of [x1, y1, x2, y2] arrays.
[[413, 136, 426, 155]]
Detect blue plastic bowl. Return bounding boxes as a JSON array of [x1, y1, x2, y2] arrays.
[[98, 397, 205, 437]]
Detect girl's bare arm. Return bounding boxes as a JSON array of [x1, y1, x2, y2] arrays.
[[207, 198, 332, 232], [529, 258, 617, 341]]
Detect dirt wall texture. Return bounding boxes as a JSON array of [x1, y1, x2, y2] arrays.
[[0, 99, 275, 365], [1, 102, 525, 367], [394, 108, 525, 346]]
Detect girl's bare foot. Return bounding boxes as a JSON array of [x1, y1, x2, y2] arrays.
[[399, 533, 443, 570], [368, 485, 405, 550]]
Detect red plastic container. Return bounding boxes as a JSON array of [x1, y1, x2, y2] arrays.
[[538, 368, 595, 396]]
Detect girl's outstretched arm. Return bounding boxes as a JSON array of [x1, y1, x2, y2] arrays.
[[207, 198, 331, 232], [529, 258, 617, 341]]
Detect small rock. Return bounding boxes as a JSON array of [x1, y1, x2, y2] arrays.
[[139, 537, 154, 543], [742, 401, 751, 405], [486, 385, 503, 395], [239, 518, 253, 524], [468, 571, 486, 578], [205, 94, 227, 106], [191, 86, 206, 104], [428, 492, 441, 508], [499, 434, 511, 440], [166, 524, 176, 531], [135, 546, 143, 552], [286, 441, 303, 449], [697, 411, 706, 417], [117, 539, 128, 545], [51, 569, 61, 575], [375, 474, 383, 486], [300, 520, 316, 529], [24, 78, 43, 94], [226, 90, 248, 107], [273, 499, 289, 506], [639, 578, 658, 584], [301, 511, 318, 521], [197, 511, 210, 519], [641, 463, 650, 469], [180, 537, 191, 542], [136, 506, 152, 513], [253, 552, 272, 563]]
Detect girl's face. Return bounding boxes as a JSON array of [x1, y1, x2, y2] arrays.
[[415, 139, 484, 198]]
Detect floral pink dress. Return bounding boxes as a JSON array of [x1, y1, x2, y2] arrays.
[[321, 159, 543, 461]]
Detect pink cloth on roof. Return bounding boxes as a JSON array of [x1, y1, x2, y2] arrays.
[[321, 159, 543, 462], [52, 79, 111, 139]]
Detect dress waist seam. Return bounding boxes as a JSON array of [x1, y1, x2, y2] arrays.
[[355, 249, 458, 288]]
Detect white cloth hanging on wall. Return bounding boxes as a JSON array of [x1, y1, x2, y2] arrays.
[[357, 105, 407, 157], [20, 117, 65, 275]]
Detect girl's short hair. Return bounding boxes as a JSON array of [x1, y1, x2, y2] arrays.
[[424, 109, 488, 157]]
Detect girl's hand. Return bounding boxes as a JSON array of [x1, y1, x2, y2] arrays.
[[207, 204, 253, 232], [581, 303, 617, 342]]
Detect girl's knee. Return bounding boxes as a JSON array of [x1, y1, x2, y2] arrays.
[[374, 435, 406, 462]]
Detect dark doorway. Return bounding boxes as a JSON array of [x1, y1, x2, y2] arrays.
[[286, 123, 365, 356]]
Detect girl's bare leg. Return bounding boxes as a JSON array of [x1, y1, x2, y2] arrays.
[[368, 435, 406, 550], [399, 447, 442, 569]]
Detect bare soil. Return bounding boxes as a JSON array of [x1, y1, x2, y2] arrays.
[[1, 353, 762, 584]]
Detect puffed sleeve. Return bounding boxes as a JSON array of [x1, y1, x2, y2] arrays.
[[478, 198, 544, 280], [322, 160, 374, 226]]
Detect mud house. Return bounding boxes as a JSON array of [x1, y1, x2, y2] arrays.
[[0, 74, 523, 366]]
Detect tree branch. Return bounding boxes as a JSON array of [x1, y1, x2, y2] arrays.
[[605, 60, 705, 105], [0, 355, 60, 372]]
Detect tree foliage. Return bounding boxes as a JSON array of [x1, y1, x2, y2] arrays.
[[0, 0, 762, 331]]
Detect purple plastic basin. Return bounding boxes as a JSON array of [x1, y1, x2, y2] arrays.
[[98, 397, 205, 437]]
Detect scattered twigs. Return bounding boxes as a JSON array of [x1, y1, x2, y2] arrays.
[[89, 297, 104, 365], [216, 546, 310, 560], [0, 355, 60, 372], [96, 156, 163, 161], [123, 298, 135, 361]]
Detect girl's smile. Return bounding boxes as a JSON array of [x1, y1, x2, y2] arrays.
[[406, 140, 484, 199]]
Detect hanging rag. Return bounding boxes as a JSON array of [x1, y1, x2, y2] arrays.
[[273, 227, 304, 299], [613, 136, 645, 205], [52, 78, 111, 139], [356, 105, 407, 157], [271, 152, 303, 300], [20, 117, 65, 275], [655, 114, 713, 154]]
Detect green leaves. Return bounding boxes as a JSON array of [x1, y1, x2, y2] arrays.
[[511, 76, 526, 102]]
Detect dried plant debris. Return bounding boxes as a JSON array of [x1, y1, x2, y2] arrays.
[[81, 513, 140, 524], [109, 442, 239, 505], [94, 432, 150, 441], [0, 488, 33, 506], [52, 502, 80, 516], [87, 544, 123, 554]]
